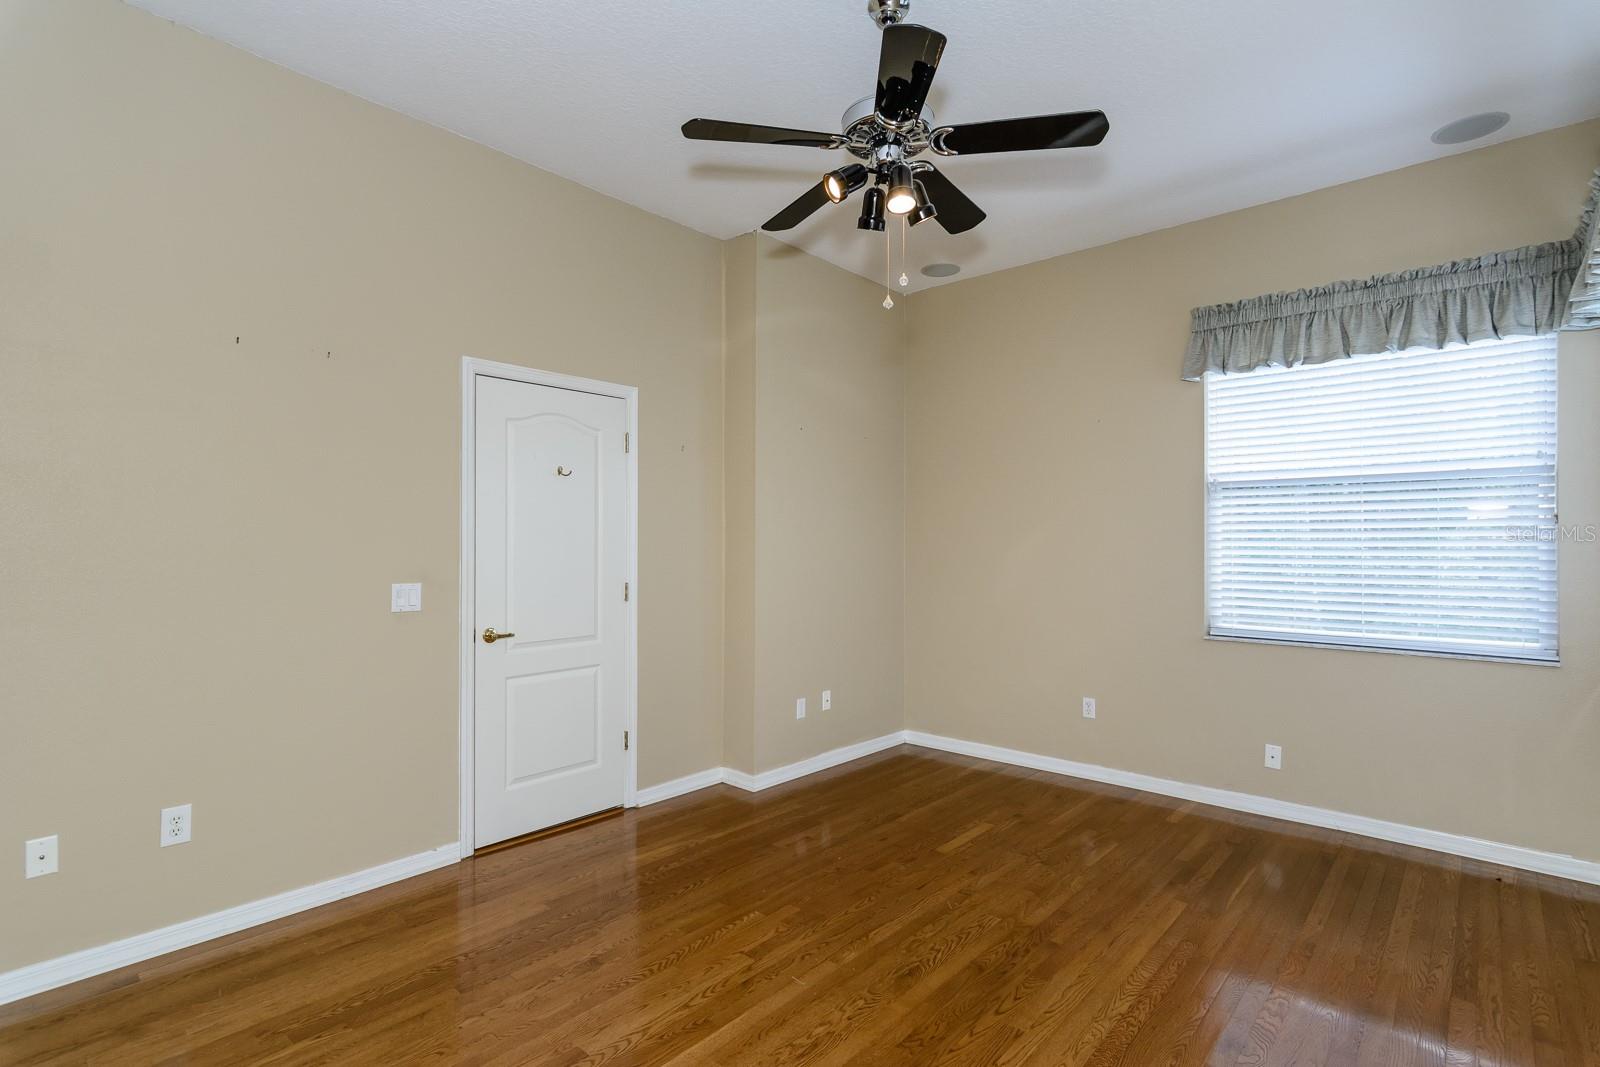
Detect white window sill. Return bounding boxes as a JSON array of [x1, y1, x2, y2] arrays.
[[1204, 633, 1560, 668]]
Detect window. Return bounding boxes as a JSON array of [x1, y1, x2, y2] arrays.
[[1204, 336, 1558, 662]]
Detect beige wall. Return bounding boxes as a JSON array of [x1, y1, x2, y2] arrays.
[[904, 120, 1600, 865], [0, 0, 727, 970], [5, 0, 1594, 984], [721, 235, 759, 774], [724, 236, 906, 773]]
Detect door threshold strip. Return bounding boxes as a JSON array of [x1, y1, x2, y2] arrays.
[[472, 806, 625, 857]]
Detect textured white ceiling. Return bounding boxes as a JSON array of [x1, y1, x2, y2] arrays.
[[126, 0, 1600, 292]]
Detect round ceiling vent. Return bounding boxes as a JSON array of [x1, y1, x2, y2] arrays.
[[921, 262, 961, 278], [1430, 112, 1510, 145]]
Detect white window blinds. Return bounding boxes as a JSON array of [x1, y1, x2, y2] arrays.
[[1204, 336, 1559, 662]]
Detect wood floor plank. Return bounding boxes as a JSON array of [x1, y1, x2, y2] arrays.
[[5, 746, 1600, 1066]]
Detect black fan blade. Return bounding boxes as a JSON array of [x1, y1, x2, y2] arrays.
[[762, 182, 832, 231], [937, 111, 1109, 155], [682, 118, 839, 148], [875, 24, 946, 126], [916, 167, 986, 234]]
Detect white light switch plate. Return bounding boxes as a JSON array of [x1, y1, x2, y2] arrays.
[[821, 690, 832, 710], [1264, 744, 1283, 770], [391, 583, 422, 612], [25, 835, 58, 878], [161, 804, 192, 846], [795, 697, 806, 720]]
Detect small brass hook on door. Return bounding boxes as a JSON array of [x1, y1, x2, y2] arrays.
[[556, 466, 572, 477]]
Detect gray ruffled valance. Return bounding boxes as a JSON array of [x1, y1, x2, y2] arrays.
[[1181, 239, 1581, 381], [1565, 168, 1600, 331], [1182, 159, 1600, 380]]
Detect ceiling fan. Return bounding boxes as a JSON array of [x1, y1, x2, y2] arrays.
[[681, 0, 1109, 237]]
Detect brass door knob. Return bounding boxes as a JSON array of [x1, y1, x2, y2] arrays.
[[482, 627, 515, 644]]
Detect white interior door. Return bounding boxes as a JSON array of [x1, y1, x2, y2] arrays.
[[474, 375, 629, 847]]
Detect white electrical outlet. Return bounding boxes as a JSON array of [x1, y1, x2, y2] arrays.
[[391, 583, 422, 613], [821, 690, 832, 711], [1082, 697, 1097, 719], [795, 697, 806, 720], [25, 835, 58, 878], [1264, 744, 1283, 770], [161, 804, 192, 846]]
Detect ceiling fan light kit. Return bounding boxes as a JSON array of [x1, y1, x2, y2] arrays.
[[885, 163, 918, 215], [824, 163, 870, 203], [681, 0, 1109, 301], [909, 180, 938, 226], [857, 186, 887, 231]]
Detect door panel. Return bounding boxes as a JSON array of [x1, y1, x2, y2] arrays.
[[475, 376, 629, 847], [507, 415, 599, 646], [504, 667, 599, 785]]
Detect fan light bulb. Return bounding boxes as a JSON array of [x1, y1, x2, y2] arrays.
[[823, 164, 868, 204], [885, 163, 917, 215], [883, 293, 895, 309]]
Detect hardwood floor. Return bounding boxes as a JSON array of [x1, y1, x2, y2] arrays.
[[5, 746, 1600, 1065]]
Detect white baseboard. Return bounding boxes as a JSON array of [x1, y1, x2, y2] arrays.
[[723, 732, 906, 792], [636, 732, 907, 805], [0, 842, 459, 1008], [904, 731, 1600, 887], [635, 768, 726, 806]]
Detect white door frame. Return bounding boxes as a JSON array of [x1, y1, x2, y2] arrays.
[[458, 356, 639, 858]]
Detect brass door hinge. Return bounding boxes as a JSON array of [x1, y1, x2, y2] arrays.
[[624, 730, 630, 751], [624, 580, 630, 602], [624, 432, 630, 454]]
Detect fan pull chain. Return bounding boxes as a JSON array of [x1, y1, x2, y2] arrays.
[[899, 217, 909, 288], [882, 221, 894, 309]]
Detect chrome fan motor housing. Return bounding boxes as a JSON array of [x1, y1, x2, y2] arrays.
[[867, 0, 910, 28], [839, 95, 935, 161]]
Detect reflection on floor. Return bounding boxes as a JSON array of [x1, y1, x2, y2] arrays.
[[4, 745, 1599, 1065]]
